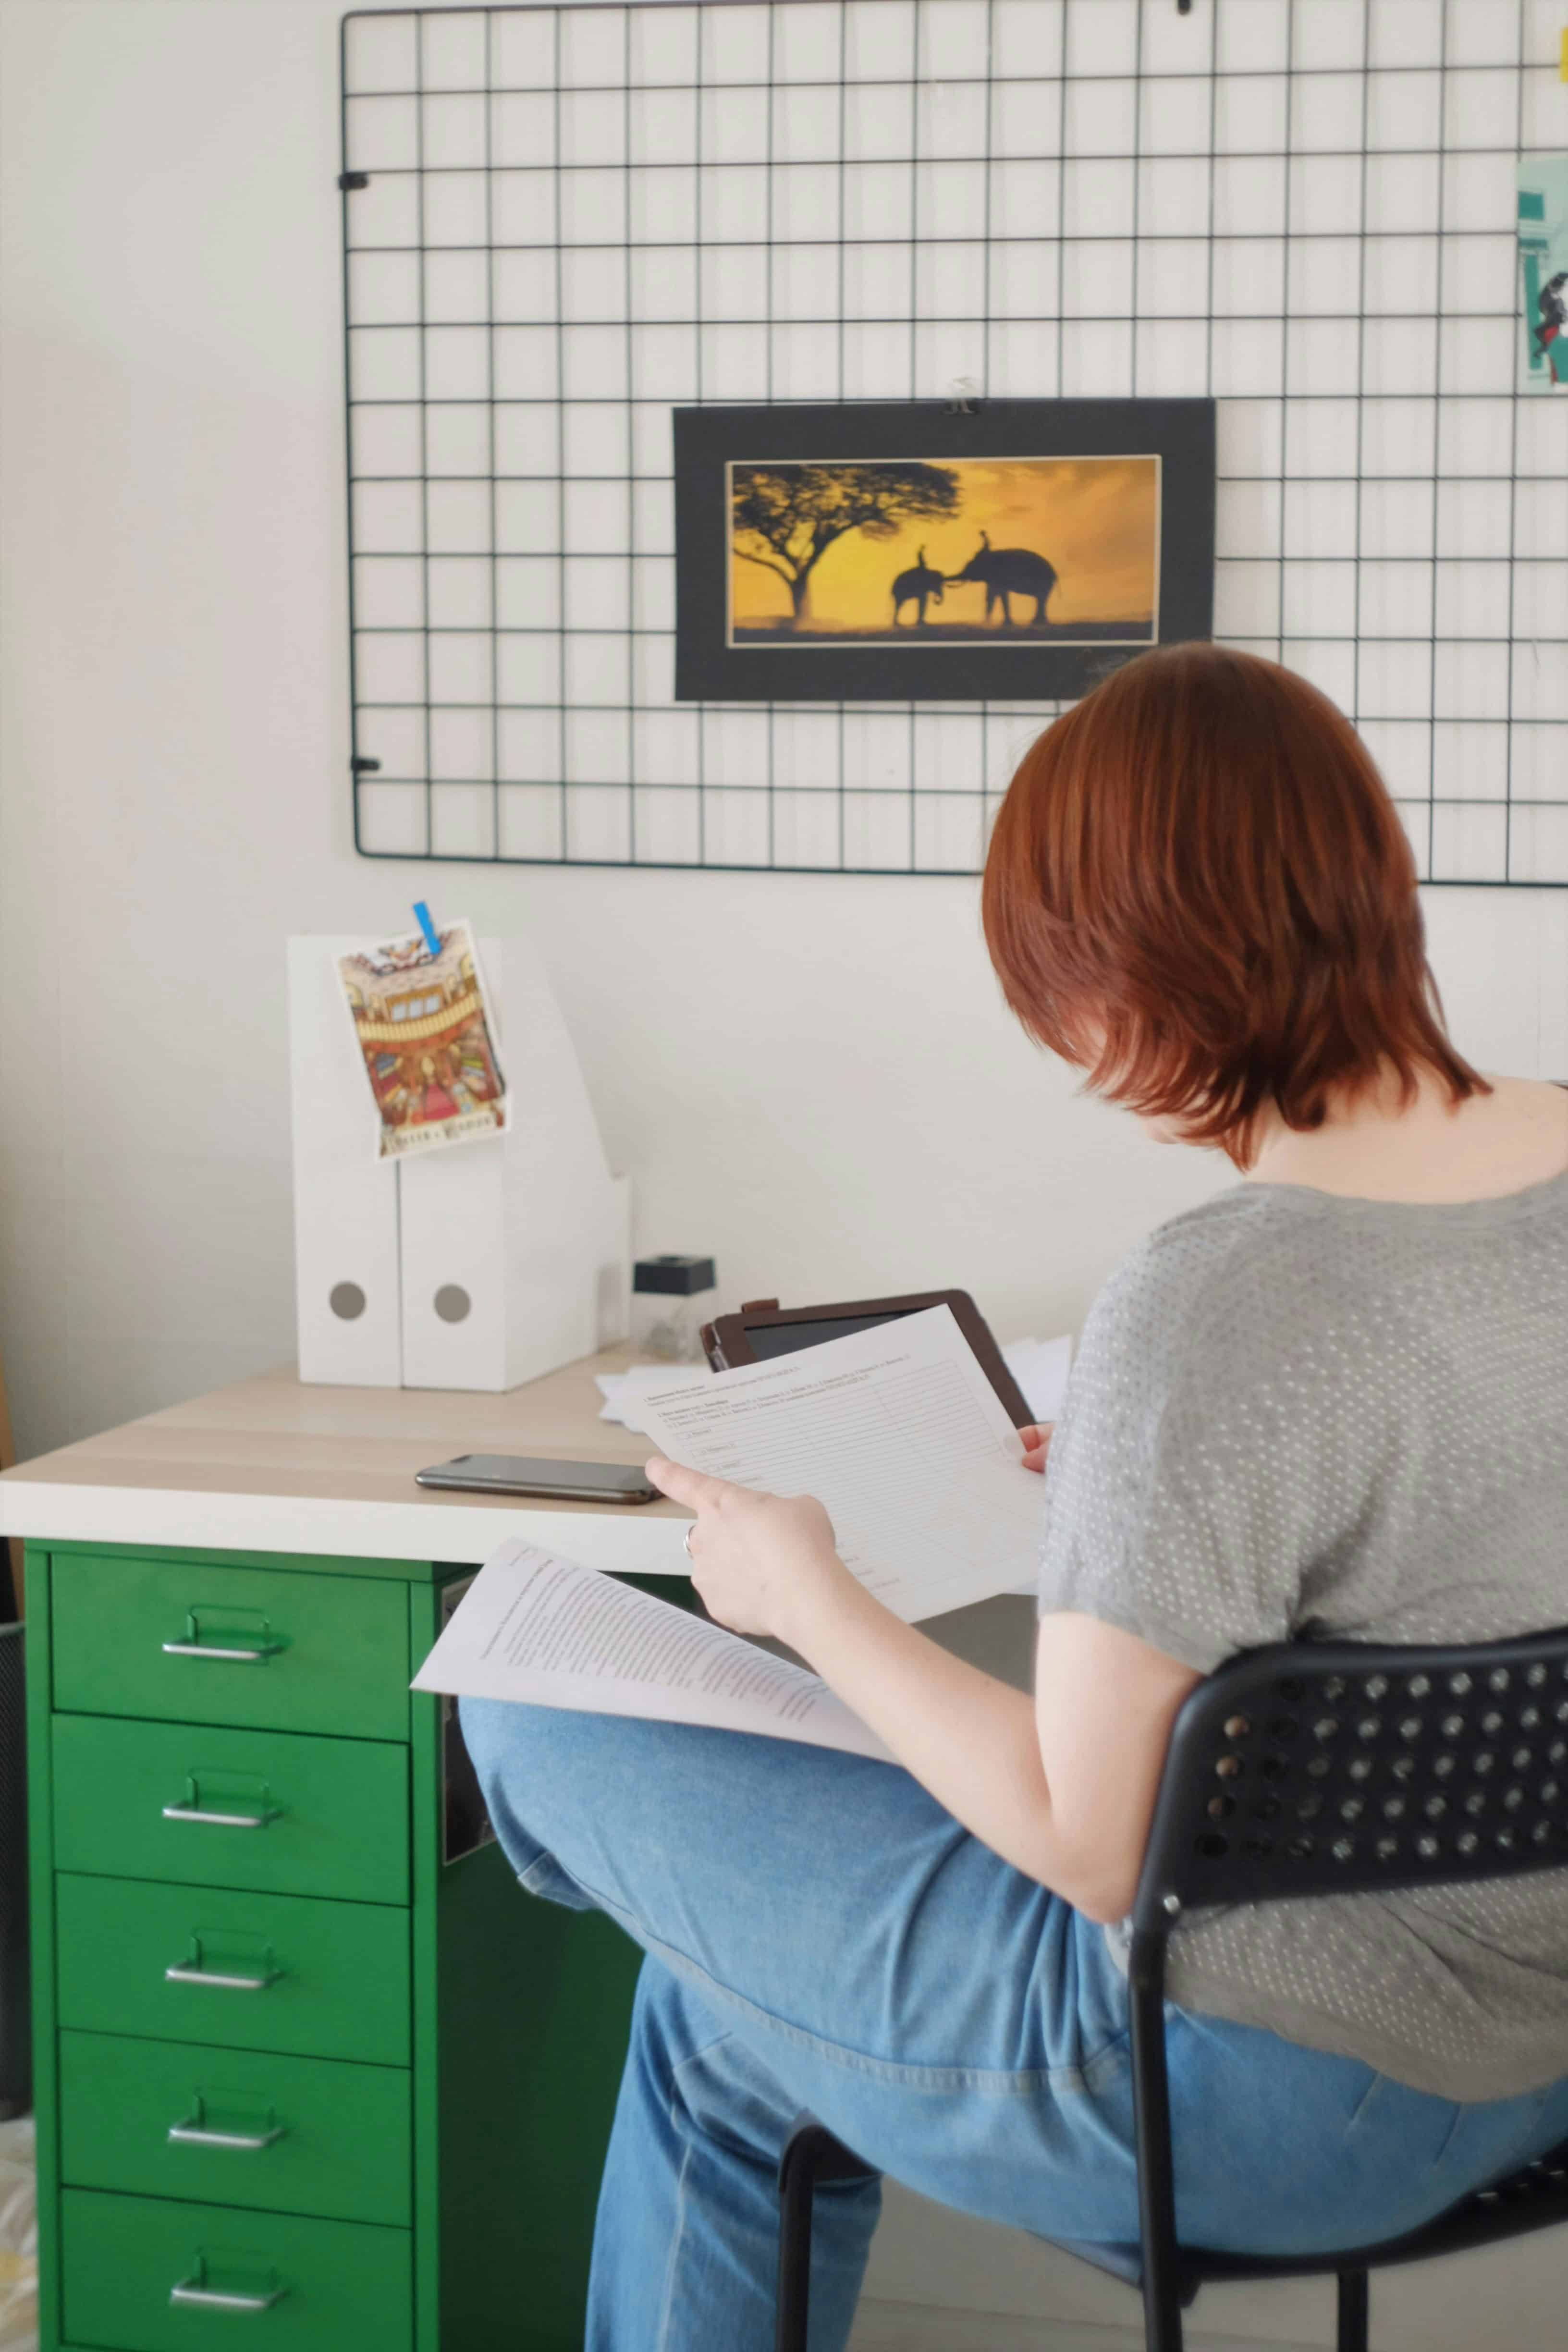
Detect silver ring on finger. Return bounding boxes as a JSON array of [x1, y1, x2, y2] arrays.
[[683, 1523, 696, 1558]]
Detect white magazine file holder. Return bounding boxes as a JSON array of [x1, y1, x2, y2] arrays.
[[288, 936, 629, 1389]]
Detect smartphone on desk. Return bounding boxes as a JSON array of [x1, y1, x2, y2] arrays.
[[415, 1454, 662, 1505]]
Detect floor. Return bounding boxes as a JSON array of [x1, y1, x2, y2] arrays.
[[849, 2299, 1322, 2351]]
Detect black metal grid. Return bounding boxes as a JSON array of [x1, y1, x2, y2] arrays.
[[340, 0, 1568, 882]]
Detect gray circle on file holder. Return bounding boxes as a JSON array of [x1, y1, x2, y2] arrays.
[[329, 1281, 367, 1321], [434, 1284, 472, 1324]]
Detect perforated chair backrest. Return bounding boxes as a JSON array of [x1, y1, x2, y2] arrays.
[[1131, 1628, 1568, 1939]]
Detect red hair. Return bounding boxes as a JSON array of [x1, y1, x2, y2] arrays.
[[981, 644, 1484, 1167]]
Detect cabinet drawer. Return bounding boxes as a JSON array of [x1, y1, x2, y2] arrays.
[[52, 1552, 410, 1740], [62, 2188, 411, 2352], [53, 1713, 408, 1904], [56, 1874, 410, 2065], [61, 2031, 411, 2227]]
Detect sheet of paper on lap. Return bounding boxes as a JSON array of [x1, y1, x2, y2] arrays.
[[413, 1540, 891, 1762]]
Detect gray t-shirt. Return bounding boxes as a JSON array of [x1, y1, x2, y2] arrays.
[[1038, 1167, 1568, 2100]]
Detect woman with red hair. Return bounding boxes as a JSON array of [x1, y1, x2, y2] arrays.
[[462, 646, 1568, 2350]]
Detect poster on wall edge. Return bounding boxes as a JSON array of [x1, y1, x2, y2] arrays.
[[1519, 155, 1568, 392]]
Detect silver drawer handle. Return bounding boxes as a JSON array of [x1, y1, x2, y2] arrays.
[[165, 1961, 281, 1993], [163, 1610, 288, 1666], [162, 1638, 284, 1664], [171, 2277, 288, 2314], [162, 1800, 281, 1830], [170, 2110, 286, 2153]]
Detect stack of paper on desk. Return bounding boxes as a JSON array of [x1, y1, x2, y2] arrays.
[[594, 1362, 694, 1431], [1000, 1332, 1073, 1425], [415, 1305, 1046, 1757]]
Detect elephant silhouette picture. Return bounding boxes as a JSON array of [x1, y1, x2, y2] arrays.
[[713, 441, 1165, 660], [891, 548, 946, 626], [946, 531, 1058, 628], [679, 400, 1214, 702]]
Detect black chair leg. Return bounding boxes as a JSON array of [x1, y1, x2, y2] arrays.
[[776, 2117, 879, 2352], [1336, 2267, 1370, 2352], [775, 2131, 818, 2352]]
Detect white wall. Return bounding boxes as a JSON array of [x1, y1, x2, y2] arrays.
[[3, 0, 1563, 1466], [1, 1, 1566, 2338]]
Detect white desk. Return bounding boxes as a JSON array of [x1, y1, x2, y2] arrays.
[[0, 1343, 694, 1575]]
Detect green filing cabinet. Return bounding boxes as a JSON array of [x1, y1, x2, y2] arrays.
[[27, 1540, 645, 2350]]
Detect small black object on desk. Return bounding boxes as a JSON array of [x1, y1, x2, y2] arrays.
[[633, 1256, 718, 1364], [634, 1255, 717, 1297]]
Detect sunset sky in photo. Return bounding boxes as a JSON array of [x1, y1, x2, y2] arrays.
[[729, 454, 1160, 638]]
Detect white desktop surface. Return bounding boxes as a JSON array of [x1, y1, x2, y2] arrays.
[[0, 1345, 694, 1572]]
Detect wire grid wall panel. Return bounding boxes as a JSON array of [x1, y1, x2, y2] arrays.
[[341, 0, 1568, 882]]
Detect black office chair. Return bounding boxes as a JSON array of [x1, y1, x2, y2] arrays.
[[776, 1629, 1568, 2352]]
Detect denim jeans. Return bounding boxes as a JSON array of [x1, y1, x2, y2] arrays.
[[458, 1699, 1568, 2352]]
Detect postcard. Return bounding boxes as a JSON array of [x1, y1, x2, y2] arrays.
[[337, 919, 507, 1160], [1519, 156, 1568, 393]]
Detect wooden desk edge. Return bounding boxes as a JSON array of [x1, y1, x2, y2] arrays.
[[0, 1351, 695, 1572]]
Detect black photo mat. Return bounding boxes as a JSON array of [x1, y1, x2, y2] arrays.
[[674, 399, 1215, 703]]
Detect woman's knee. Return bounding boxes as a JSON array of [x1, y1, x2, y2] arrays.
[[456, 1697, 601, 1909], [454, 1694, 509, 1789], [458, 1692, 595, 1805]]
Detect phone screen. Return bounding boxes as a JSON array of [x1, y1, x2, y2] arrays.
[[415, 1454, 659, 1502]]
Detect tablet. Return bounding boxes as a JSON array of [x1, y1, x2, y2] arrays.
[[699, 1289, 1033, 1428]]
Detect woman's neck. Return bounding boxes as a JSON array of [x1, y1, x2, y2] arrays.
[[1244, 1069, 1568, 1205]]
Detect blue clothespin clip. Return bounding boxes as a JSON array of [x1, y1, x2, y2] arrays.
[[412, 901, 441, 955]]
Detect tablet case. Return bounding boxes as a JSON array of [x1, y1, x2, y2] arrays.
[[700, 1291, 1033, 1429]]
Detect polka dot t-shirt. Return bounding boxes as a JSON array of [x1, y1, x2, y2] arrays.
[[1038, 1168, 1568, 2100]]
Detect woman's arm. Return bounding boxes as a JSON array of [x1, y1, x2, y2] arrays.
[[646, 1460, 1199, 1923]]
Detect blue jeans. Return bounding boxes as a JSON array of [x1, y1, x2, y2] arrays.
[[459, 1700, 1568, 2352]]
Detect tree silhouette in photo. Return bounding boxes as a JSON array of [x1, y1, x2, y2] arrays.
[[731, 462, 961, 626]]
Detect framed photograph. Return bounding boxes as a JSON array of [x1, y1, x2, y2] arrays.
[[674, 399, 1215, 705]]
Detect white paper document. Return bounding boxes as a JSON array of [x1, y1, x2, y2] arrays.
[[1000, 1333, 1073, 1425], [595, 1363, 696, 1432], [636, 1305, 1043, 1622], [413, 1539, 891, 1762], [601, 1334, 1072, 1435]]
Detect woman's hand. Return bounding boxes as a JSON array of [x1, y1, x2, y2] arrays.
[[645, 1458, 848, 1642], [1019, 1422, 1054, 1474]]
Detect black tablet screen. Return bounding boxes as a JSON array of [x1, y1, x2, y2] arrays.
[[742, 1309, 919, 1358]]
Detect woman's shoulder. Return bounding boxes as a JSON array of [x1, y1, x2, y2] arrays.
[[1078, 1185, 1342, 1390], [1101, 1182, 1319, 1309]]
